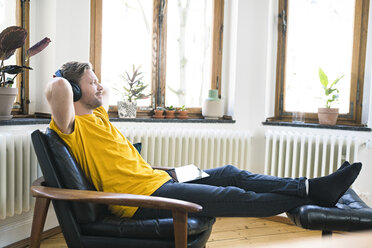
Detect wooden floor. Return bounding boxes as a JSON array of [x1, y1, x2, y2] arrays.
[[38, 216, 339, 248]]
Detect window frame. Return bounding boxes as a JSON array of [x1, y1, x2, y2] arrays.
[[270, 0, 369, 126], [90, 0, 224, 118], [8, 0, 30, 116]]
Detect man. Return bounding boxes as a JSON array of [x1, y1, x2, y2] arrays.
[[46, 61, 362, 220]]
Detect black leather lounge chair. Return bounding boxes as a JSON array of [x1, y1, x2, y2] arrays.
[[29, 128, 215, 248]]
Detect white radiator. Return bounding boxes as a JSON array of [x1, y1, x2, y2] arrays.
[[264, 130, 361, 178], [119, 127, 251, 170], [0, 132, 41, 220]]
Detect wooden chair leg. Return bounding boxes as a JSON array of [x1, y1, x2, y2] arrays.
[[172, 210, 188, 248], [30, 197, 51, 248]]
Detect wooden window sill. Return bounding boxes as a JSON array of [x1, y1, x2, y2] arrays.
[[262, 120, 371, 132]]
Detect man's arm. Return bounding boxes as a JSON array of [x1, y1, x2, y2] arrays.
[[45, 77, 75, 134]]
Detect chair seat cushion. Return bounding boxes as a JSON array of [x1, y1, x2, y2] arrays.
[[80, 227, 214, 248], [287, 188, 372, 231], [81, 215, 216, 239]]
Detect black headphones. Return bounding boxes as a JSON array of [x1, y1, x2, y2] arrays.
[[55, 69, 82, 102]]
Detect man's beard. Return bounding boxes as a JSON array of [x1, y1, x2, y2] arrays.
[[83, 97, 102, 110]]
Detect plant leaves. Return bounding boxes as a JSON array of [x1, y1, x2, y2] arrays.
[[26, 37, 51, 58], [325, 88, 338, 96], [332, 94, 339, 101], [135, 93, 150, 100], [0, 80, 14, 87], [1, 48, 16, 60], [123, 87, 130, 93], [136, 84, 148, 93], [319, 67, 344, 108], [0, 26, 27, 60], [318, 67, 329, 88], [0, 65, 33, 74], [119, 65, 149, 101], [330, 75, 344, 88]]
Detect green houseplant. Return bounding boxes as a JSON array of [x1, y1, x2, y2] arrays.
[[116, 65, 150, 118], [153, 106, 165, 119], [177, 105, 188, 119], [317, 67, 344, 125], [165, 105, 176, 119], [0, 26, 50, 120]]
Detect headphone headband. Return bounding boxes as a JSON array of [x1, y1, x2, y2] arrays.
[[55, 69, 63, 78]]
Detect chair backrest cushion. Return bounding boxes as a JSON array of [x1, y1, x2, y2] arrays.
[[33, 128, 144, 224], [32, 128, 108, 223]]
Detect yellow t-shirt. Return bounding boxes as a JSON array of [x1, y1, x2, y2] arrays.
[[49, 106, 171, 218]]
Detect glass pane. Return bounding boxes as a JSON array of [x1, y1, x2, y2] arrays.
[[284, 0, 355, 114], [0, 0, 17, 71], [165, 0, 213, 108], [102, 0, 152, 106]]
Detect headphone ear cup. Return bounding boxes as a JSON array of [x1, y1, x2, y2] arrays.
[[54, 69, 82, 102], [70, 82, 82, 102]]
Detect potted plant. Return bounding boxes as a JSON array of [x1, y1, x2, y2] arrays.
[[317, 67, 344, 125], [153, 106, 165, 119], [202, 89, 223, 119], [116, 65, 150, 118], [0, 26, 50, 120], [165, 105, 176, 119], [177, 105, 188, 119]]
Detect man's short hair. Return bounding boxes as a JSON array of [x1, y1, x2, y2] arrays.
[[61, 61, 92, 85]]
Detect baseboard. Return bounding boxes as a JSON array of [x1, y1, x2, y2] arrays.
[[0, 206, 58, 247], [4, 226, 62, 248]]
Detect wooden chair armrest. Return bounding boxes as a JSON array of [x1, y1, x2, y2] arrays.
[[30, 177, 193, 248], [152, 166, 175, 171], [31, 177, 202, 213]]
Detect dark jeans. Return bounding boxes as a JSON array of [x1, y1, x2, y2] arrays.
[[132, 165, 312, 219]]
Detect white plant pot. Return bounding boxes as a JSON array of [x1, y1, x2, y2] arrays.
[[202, 99, 223, 119], [0, 87, 17, 121], [118, 100, 137, 118]]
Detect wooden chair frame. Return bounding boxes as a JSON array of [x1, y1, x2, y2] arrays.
[[30, 176, 203, 248]]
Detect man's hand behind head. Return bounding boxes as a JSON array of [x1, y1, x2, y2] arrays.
[[45, 77, 75, 134]]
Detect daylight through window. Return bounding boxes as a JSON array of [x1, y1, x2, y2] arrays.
[[274, 0, 369, 125], [97, 0, 224, 114]]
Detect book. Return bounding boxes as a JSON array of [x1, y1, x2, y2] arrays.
[[167, 164, 210, 183]]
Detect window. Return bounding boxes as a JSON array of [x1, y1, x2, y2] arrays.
[[90, 0, 224, 118], [272, 0, 369, 125], [0, 0, 29, 115]]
